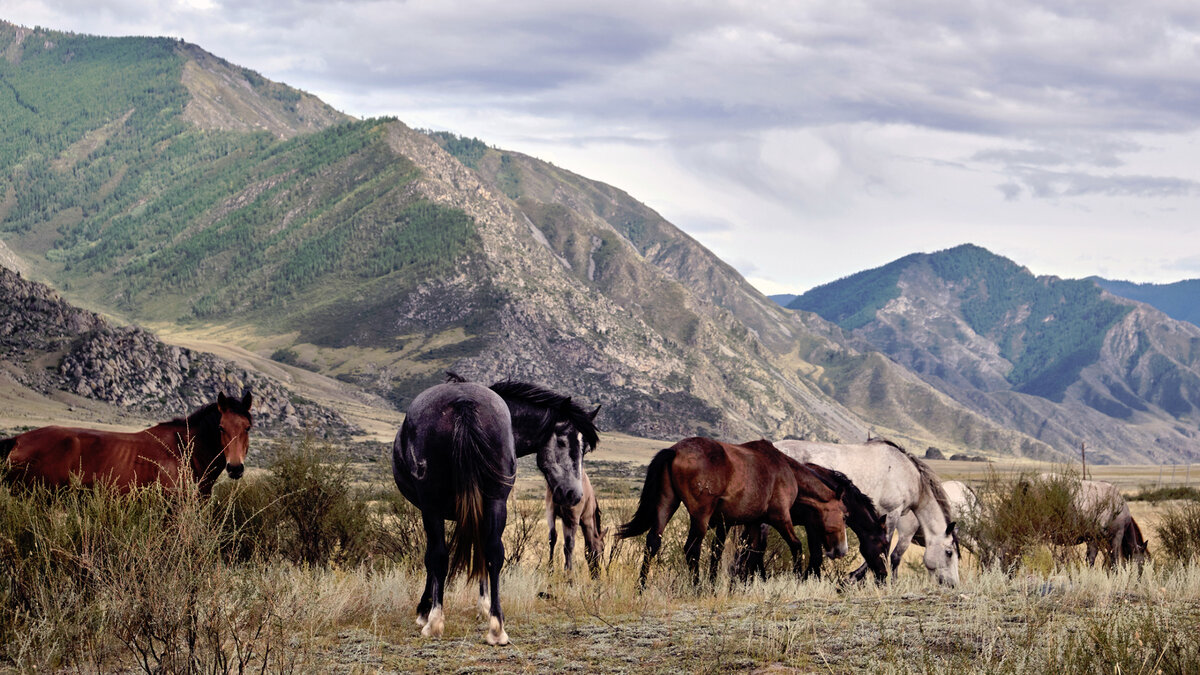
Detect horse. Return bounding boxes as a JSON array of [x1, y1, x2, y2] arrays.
[[732, 462, 891, 583], [1038, 474, 1148, 567], [546, 465, 606, 578], [391, 379, 599, 646], [616, 437, 850, 590], [1, 391, 253, 497], [774, 438, 961, 586], [891, 480, 979, 565]]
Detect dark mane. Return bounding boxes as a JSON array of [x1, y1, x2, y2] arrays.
[[868, 437, 952, 521], [489, 380, 600, 448], [807, 464, 879, 518]]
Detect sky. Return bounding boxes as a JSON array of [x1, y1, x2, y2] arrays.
[[6, 1, 1200, 294]]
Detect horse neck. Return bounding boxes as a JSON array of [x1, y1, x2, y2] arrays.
[[912, 479, 951, 540], [152, 416, 222, 483], [505, 402, 551, 458]]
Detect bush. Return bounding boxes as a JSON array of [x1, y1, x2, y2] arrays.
[[1155, 502, 1200, 563], [966, 470, 1106, 571], [214, 436, 375, 567], [1130, 486, 1200, 503]]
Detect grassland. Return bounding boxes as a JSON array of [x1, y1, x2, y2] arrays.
[[4, 436, 1198, 674]]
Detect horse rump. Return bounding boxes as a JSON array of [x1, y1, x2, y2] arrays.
[[616, 448, 676, 539]]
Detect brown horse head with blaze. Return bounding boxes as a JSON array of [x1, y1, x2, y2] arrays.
[[797, 486, 850, 559], [216, 390, 253, 479]]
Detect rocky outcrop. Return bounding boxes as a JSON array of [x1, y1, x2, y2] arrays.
[[1, 268, 356, 436]]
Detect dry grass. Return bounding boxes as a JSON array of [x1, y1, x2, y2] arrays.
[[3, 456, 1200, 673]]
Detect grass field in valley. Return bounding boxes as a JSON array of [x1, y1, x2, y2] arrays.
[[3, 436, 1199, 674]]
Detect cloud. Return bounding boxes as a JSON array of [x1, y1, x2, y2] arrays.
[[1004, 168, 1200, 199]]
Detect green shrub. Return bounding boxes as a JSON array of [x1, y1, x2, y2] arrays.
[[1155, 502, 1200, 563], [967, 470, 1106, 571], [1130, 486, 1200, 503]]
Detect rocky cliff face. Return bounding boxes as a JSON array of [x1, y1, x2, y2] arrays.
[[0, 267, 356, 436], [791, 246, 1200, 464]]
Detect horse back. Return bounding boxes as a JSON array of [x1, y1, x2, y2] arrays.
[[5, 425, 180, 491]]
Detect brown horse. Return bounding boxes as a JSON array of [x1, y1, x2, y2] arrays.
[[1, 391, 253, 497], [546, 466, 607, 578], [616, 437, 849, 589]]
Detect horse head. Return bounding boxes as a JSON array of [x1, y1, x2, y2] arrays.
[[799, 491, 850, 559], [923, 521, 960, 587], [537, 403, 600, 507], [216, 390, 253, 480]]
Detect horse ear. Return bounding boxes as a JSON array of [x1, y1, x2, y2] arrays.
[[876, 512, 888, 528], [946, 521, 957, 536], [589, 405, 601, 421], [217, 392, 229, 412], [241, 389, 253, 410]]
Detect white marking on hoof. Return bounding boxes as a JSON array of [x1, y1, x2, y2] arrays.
[[421, 607, 444, 637], [486, 616, 509, 646], [415, 612, 428, 628], [478, 592, 491, 620]]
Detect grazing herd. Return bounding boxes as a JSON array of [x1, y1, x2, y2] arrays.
[[0, 377, 1153, 647]]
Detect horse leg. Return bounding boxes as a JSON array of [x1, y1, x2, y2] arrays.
[[416, 576, 433, 627], [803, 523, 823, 580], [889, 511, 919, 573], [734, 523, 769, 582], [562, 512, 579, 576], [484, 497, 509, 646], [419, 510, 448, 638], [683, 512, 711, 588], [638, 498, 680, 591], [1086, 540, 1099, 567], [581, 513, 603, 580], [708, 514, 728, 584], [547, 503, 558, 571], [767, 516, 805, 578]]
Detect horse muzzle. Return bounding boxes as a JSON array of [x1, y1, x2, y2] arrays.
[[825, 540, 850, 559], [227, 463, 245, 480], [553, 486, 583, 507]]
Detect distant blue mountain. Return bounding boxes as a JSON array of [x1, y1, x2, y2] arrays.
[[1091, 278, 1200, 328], [769, 293, 797, 307]]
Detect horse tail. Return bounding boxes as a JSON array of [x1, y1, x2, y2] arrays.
[[616, 448, 675, 539], [447, 398, 497, 583], [0, 437, 14, 462]]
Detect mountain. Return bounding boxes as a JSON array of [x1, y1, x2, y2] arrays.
[[0, 266, 355, 436], [789, 244, 1200, 464], [769, 294, 797, 307], [0, 20, 1065, 458], [1092, 278, 1200, 329]]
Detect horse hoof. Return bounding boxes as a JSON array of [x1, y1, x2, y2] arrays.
[[486, 616, 509, 646], [415, 612, 428, 628], [421, 607, 444, 637]]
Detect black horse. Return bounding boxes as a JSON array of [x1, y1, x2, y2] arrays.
[[391, 378, 598, 646]]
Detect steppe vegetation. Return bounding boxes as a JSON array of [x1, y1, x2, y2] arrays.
[[2, 437, 1199, 673]]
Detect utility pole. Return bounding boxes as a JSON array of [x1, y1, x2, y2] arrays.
[[1080, 441, 1087, 480]]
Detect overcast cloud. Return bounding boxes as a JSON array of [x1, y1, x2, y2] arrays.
[[6, 1, 1200, 291]]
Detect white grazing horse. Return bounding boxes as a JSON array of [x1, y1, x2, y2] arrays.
[[890, 480, 979, 569], [775, 438, 960, 586], [1037, 474, 1148, 567]]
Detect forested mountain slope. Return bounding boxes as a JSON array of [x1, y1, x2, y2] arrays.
[[0, 20, 1061, 457], [1092, 278, 1200, 329], [789, 245, 1200, 463]]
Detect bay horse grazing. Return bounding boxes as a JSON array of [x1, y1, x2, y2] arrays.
[[734, 462, 891, 583], [1, 391, 253, 497], [616, 437, 849, 590], [391, 379, 599, 646], [775, 438, 961, 586], [546, 465, 606, 578]]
